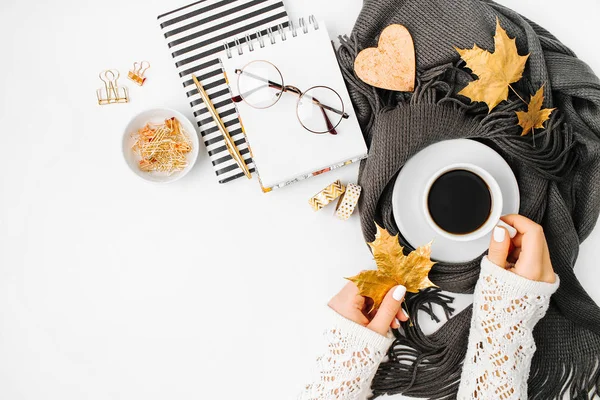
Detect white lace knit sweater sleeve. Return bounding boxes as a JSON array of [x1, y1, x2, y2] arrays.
[[458, 256, 560, 400], [299, 257, 558, 400], [298, 307, 394, 400]]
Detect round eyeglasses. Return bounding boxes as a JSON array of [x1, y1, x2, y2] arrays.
[[231, 60, 349, 135]]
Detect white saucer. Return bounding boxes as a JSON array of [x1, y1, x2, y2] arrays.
[[392, 139, 520, 263]]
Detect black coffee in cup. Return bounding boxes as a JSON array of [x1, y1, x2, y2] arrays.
[[427, 169, 492, 235]]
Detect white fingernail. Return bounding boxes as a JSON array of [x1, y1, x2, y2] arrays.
[[402, 308, 410, 319], [394, 318, 400, 326], [493, 226, 506, 242], [393, 285, 406, 301], [497, 220, 517, 238]]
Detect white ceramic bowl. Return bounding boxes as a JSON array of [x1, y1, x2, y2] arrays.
[[122, 108, 199, 183]]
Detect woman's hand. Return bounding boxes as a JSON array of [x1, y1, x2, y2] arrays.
[[328, 283, 409, 336], [488, 214, 556, 284]]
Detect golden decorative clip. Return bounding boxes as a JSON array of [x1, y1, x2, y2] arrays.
[[97, 70, 129, 105], [128, 61, 150, 86]]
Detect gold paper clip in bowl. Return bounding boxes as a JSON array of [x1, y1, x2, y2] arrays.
[[128, 61, 150, 86], [97, 69, 129, 105]]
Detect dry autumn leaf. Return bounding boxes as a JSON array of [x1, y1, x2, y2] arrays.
[[516, 85, 555, 136], [456, 19, 529, 111], [348, 270, 397, 314], [347, 224, 436, 312]]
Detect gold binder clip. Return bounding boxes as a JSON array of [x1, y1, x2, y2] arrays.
[[128, 61, 150, 86], [97, 69, 129, 105]]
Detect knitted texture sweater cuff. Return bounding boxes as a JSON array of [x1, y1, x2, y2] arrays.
[[457, 256, 560, 400], [298, 307, 394, 400], [479, 256, 560, 297]]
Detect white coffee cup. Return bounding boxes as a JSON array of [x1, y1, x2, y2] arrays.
[[422, 163, 503, 242]]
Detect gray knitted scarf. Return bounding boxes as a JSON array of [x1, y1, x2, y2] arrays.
[[335, 0, 600, 398]]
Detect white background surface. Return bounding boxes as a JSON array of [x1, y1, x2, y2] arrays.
[[1, 1, 599, 399]]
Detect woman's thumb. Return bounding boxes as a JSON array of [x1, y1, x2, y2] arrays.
[[367, 285, 406, 335], [487, 226, 511, 268]]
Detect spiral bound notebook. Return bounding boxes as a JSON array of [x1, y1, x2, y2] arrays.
[[219, 18, 367, 191], [157, 0, 289, 184]]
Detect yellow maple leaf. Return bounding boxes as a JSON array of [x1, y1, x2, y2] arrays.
[[456, 19, 530, 111], [348, 270, 397, 314], [515, 85, 555, 136], [347, 224, 436, 312]]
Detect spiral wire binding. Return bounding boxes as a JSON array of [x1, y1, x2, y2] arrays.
[[234, 36, 243, 56], [299, 17, 307, 34], [267, 27, 276, 45], [224, 15, 319, 59], [278, 23, 286, 41], [256, 30, 265, 48], [245, 33, 254, 51], [290, 20, 297, 37]]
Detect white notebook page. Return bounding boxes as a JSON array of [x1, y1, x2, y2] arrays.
[[220, 21, 367, 189]]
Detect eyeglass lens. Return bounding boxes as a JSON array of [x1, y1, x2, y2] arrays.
[[237, 61, 345, 134], [237, 61, 283, 109], [297, 87, 344, 134]]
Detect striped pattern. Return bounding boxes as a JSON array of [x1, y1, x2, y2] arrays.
[[158, 0, 289, 183], [309, 180, 346, 211]]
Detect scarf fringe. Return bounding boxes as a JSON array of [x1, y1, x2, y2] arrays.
[[529, 350, 600, 399], [336, 34, 382, 141], [336, 34, 578, 182], [370, 289, 468, 400], [373, 290, 600, 400], [413, 63, 579, 182]]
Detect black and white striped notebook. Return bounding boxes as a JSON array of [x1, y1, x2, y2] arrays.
[[157, 0, 289, 184]]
